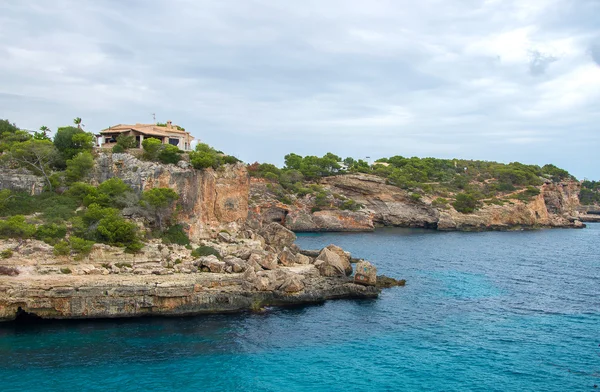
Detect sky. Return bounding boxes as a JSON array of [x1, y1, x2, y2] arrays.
[[1, 0, 599, 179]]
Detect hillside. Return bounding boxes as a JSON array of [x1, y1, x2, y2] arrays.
[[247, 152, 586, 231]]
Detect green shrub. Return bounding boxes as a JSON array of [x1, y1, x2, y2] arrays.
[[65, 151, 94, 183], [0, 216, 36, 239], [83, 178, 134, 208], [340, 199, 362, 211], [158, 144, 182, 164], [452, 193, 480, 214], [161, 225, 190, 246], [53, 240, 70, 256], [191, 245, 221, 259], [410, 193, 422, 202], [140, 188, 179, 229], [264, 172, 279, 182], [35, 223, 67, 244], [115, 134, 137, 150], [142, 138, 163, 160], [65, 182, 96, 204], [69, 236, 94, 256], [1, 249, 13, 259], [60, 267, 72, 274], [223, 155, 240, 165], [96, 215, 139, 248], [112, 144, 125, 153], [278, 196, 292, 205], [432, 197, 449, 208]]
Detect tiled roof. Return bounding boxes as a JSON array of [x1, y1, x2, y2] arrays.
[[100, 123, 192, 138]]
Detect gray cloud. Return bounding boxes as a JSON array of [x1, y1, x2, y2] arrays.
[[0, 0, 599, 178], [528, 50, 558, 76], [591, 39, 600, 66]]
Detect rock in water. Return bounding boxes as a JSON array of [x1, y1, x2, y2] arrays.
[[354, 261, 377, 286], [376, 275, 406, 288]]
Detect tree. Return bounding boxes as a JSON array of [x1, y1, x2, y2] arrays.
[[142, 138, 163, 161], [8, 140, 58, 190], [53, 126, 94, 160], [140, 188, 179, 229], [65, 151, 95, 183], [115, 134, 137, 150], [158, 144, 182, 164], [73, 117, 83, 129], [452, 193, 480, 214]]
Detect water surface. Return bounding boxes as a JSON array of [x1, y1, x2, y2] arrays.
[[1, 224, 599, 391]]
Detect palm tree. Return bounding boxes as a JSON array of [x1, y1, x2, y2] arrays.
[[39, 125, 50, 138], [73, 117, 83, 129]]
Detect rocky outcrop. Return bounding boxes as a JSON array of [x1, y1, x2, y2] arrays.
[[437, 182, 584, 231], [93, 153, 249, 240], [250, 174, 585, 232], [354, 261, 377, 286], [0, 224, 386, 322], [323, 174, 440, 228], [0, 169, 45, 195]]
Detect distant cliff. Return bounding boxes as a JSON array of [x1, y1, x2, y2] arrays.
[[249, 174, 584, 232]]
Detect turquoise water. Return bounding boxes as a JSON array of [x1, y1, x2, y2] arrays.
[[1, 224, 599, 391]]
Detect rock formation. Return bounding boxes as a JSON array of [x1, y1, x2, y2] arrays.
[[0, 224, 381, 322], [249, 174, 585, 232]]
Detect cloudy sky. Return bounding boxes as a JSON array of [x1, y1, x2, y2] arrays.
[[1, 0, 599, 178]]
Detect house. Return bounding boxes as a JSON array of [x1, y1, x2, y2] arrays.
[[97, 121, 195, 151], [372, 162, 390, 167]]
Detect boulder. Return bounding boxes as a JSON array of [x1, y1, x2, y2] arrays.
[[217, 232, 233, 243], [314, 248, 348, 277], [224, 256, 247, 273], [259, 222, 296, 250], [325, 244, 353, 275], [278, 247, 297, 266], [296, 254, 311, 265], [354, 261, 377, 286], [250, 252, 278, 270], [198, 255, 226, 273], [280, 274, 305, 293]]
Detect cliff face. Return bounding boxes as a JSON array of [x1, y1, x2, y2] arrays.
[[249, 174, 584, 232], [93, 154, 249, 240], [437, 182, 583, 231]]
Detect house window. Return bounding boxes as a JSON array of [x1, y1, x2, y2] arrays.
[[168, 138, 179, 146]]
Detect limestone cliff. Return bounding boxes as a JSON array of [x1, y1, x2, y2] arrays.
[[249, 174, 584, 232], [92, 153, 249, 240]]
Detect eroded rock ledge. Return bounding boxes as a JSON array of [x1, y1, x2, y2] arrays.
[[0, 223, 385, 322]]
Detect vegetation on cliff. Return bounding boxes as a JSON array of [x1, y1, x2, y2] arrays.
[[579, 181, 600, 205], [0, 118, 240, 255], [248, 152, 576, 214]]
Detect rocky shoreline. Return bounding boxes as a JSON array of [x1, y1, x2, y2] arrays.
[[250, 174, 585, 232], [0, 223, 395, 322]]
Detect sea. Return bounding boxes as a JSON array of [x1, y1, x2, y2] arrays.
[[0, 224, 598, 391]]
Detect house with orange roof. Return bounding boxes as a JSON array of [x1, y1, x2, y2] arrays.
[[97, 120, 195, 151]]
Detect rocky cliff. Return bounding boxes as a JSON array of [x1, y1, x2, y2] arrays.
[[249, 174, 584, 232], [0, 223, 383, 322], [94, 153, 249, 240]]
